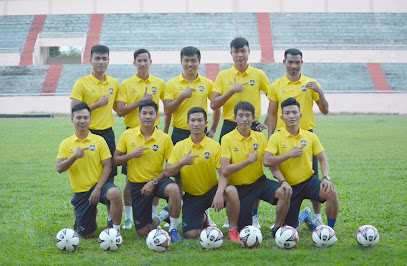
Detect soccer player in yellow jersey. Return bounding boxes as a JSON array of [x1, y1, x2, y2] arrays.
[[264, 97, 338, 239], [70, 45, 119, 228], [113, 100, 183, 243], [116, 48, 168, 230], [56, 103, 123, 238], [165, 107, 240, 242], [265, 48, 329, 228], [220, 101, 290, 236]]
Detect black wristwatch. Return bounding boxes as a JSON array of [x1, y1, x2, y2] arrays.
[[322, 176, 330, 181], [152, 179, 158, 185]]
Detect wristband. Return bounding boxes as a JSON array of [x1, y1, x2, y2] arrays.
[[281, 180, 288, 184]]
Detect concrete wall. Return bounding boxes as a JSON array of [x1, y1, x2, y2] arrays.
[[1, 0, 407, 15]]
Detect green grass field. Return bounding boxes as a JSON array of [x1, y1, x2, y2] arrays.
[[1, 115, 406, 265]]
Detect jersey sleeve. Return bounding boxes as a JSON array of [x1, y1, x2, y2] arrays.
[[167, 142, 180, 165], [265, 135, 279, 155], [116, 131, 128, 153], [206, 79, 214, 100], [260, 71, 271, 95], [267, 80, 278, 101], [159, 80, 166, 102], [312, 80, 322, 102], [70, 79, 84, 101], [311, 133, 325, 156], [212, 72, 224, 94], [99, 138, 112, 161], [163, 136, 174, 161], [117, 81, 128, 103], [56, 140, 68, 159], [215, 143, 221, 169], [164, 81, 176, 100], [220, 136, 232, 159]]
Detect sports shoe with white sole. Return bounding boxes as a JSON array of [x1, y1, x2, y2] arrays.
[[315, 218, 324, 227], [299, 207, 316, 231], [122, 218, 132, 229], [252, 215, 261, 229], [222, 219, 229, 228]]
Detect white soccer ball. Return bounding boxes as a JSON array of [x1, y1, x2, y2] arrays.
[[275, 225, 299, 249], [239, 225, 262, 249], [312, 225, 337, 248], [356, 225, 379, 247], [146, 227, 171, 252], [98, 228, 123, 251], [199, 227, 224, 250], [56, 228, 80, 252]]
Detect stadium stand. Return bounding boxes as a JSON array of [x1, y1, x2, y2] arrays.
[[0, 15, 33, 54], [0, 65, 49, 96], [381, 64, 407, 92], [41, 14, 91, 37], [270, 13, 407, 50]]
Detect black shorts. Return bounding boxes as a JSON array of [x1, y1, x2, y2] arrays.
[[71, 182, 117, 237], [90, 128, 117, 179], [130, 178, 174, 230], [235, 175, 280, 230], [219, 120, 261, 144], [121, 127, 131, 176], [171, 127, 191, 145], [285, 175, 323, 228], [182, 186, 218, 233]]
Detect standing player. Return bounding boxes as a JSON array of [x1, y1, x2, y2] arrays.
[[70, 44, 119, 228], [264, 97, 338, 236], [210, 37, 271, 227], [164, 46, 221, 226], [219, 101, 290, 235], [165, 107, 240, 242], [265, 48, 329, 228], [116, 48, 167, 230], [56, 103, 123, 238], [113, 100, 183, 242]]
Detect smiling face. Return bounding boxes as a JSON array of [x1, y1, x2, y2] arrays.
[[187, 112, 207, 136], [90, 52, 109, 74], [181, 54, 200, 76], [234, 109, 254, 130], [134, 52, 152, 76], [230, 45, 250, 67], [281, 104, 302, 127], [284, 54, 303, 77], [71, 108, 91, 132], [138, 105, 158, 128]]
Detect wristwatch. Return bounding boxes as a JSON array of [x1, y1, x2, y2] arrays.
[[322, 176, 330, 181], [152, 179, 158, 185]]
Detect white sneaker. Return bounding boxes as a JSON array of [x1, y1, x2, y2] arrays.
[[269, 223, 275, 230], [315, 218, 324, 227], [164, 222, 170, 228], [204, 209, 217, 227], [252, 215, 261, 229], [222, 220, 229, 228], [122, 218, 132, 229]]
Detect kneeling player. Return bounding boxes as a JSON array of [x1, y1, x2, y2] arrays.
[[113, 100, 183, 242], [263, 97, 338, 238], [56, 103, 123, 238], [165, 107, 240, 241], [219, 101, 290, 236]]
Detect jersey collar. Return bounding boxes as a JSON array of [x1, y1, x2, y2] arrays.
[[179, 72, 202, 83], [283, 73, 305, 85], [281, 127, 304, 138], [134, 127, 158, 141], [73, 131, 92, 142], [232, 64, 252, 75], [88, 72, 108, 84], [133, 73, 151, 83], [232, 127, 253, 141], [186, 135, 208, 148]]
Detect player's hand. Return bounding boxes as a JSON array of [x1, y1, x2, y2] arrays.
[[255, 121, 267, 132], [141, 87, 154, 101], [280, 181, 292, 199], [131, 146, 149, 158], [321, 178, 335, 192], [89, 187, 101, 205], [211, 192, 224, 212], [306, 82, 321, 93], [206, 129, 216, 138], [289, 146, 303, 158], [180, 85, 195, 99], [98, 94, 109, 107], [230, 78, 248, 94], [182, 150, 199, 166], [73, 147, 89, 159], [141, 181, 154, 196], [247, 150, 258, 164]]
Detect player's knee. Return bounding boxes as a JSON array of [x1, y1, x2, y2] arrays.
[[183, 230, 199, 239], [224, 185, 238, 199], [327, 189, 338, 202], [166, 184, 180, 197], [107, 187, 122, 201]]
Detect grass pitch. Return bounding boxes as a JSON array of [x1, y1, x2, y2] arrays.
[[0, 115, 406, 265]]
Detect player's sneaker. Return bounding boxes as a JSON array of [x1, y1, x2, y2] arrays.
[[202, 213, 210, 229], [117, 229, 124, 243], [271, 226, 280, 238], [122, 218, 132, 229], [228, 228, 239, 242], [164, 223, 170, 228], [332, 230, 338, 243], [269, 224, 275, 230], [315, 218, 324, 227], [106, 219, 113, 229], [299, 207, 316, 231], [169, 229, 183, 243], [252, 215, 261, 229], [204, 209, 217, 227], [222, 219, 229, 228]]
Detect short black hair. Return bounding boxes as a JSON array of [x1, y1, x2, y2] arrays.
[[134, 48, 151, 60], [284, 48, 302, 60], [230, 37, 249, 50], [180, 46, 201, 62], [71, 102, 90, 116], [187, 107, 207, 121], [281, 97, 301, 111], [234, 101, 255, 117], [91, 45, 109, 58], [139, 100, 158, 113]]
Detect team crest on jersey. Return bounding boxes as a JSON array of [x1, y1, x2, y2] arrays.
[[301, 85, 307, 92], [250, 80, 255, 86], [152, 145, 159, 151], [204, 152, 210, 159], [253, 143, 259, 150], [152, 87, 157, 93], [109, 88, 114, 94], [199, 86, 205, 92], [89, 145, 96, 151], [300, 140, 307, 147]]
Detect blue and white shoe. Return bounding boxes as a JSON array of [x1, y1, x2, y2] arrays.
[[299, 207, 316, 231], [169, 229, 183, 243], [122, 218, 132, 229]]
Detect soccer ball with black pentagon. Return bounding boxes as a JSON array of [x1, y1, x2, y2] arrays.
[[98, 228, 123, 251], [275, 225, 299, 249], [356, 225, 379, 247], [200, 227, 224, 249], [56, 228, 79, 252], [239, 225, 262, 249], [312, 225, 336, 248], [146, 227, 170, 252]]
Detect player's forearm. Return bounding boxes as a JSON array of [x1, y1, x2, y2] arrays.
[[89, 102, 102, 112], [154, 171, 167, 182], [56, 156, 78, 173], [317, 92, 329, 115], [263, 152, 290, 167], [165, 162, 185, 177], [222, 159, 252, 176], [117, 102, 140, 116], [113, 153, 133, 166], [268, 166, 286, 183], [96, 165, 111, 188], [216, 173, 229, 194], [164, 97, 185, 115], [210, 108, 221, 132], [210, 91, 233, 110], [318, 153, 330, 177], [267, 114, 277, 138]]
